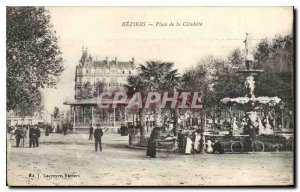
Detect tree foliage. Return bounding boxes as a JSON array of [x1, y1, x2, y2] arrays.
[[182, 34, 294, 115], [254, 35, 294, 109], [125, 61, 181, 136], [139, 61, 181, 92], [93, 81, 106, 97], [7, 7, 64, 116], [77, 82, 93, 100], [182, 53, 247, 110]]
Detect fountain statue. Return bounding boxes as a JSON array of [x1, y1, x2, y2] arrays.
[[221, 33, 281, 135]]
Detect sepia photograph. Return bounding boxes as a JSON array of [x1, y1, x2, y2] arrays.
[[6, 6, 294, 187]]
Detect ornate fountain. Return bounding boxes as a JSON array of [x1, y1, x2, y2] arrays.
[[221, 33, 281, 135]]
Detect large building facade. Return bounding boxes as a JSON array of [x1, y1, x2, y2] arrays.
[[64, 48, 138, 132], [74, 48, 137, 100]]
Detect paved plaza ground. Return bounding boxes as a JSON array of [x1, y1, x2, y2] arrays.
[[7, 133, 294, 186]]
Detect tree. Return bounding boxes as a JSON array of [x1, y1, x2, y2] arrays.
[[254, 35, 294, 109], [124, 75, 147, 138], [7, 7, 64, 116], [139, 61, 180, 128], [125, 61, 181, 137], [77, 82, 93, 100], [93, 81, 106, 97], [182, 54, 247, 129], [182, 34, 294, 130]]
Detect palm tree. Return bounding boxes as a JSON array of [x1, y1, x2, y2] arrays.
[[125, 61, 181, 137], [124, 75, 147, 139], [139, 61, 180, 132]]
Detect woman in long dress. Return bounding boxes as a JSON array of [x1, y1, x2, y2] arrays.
[[146, 128, 159, 158], [184, 132, 193, 154], [193, 130, 201, 153]]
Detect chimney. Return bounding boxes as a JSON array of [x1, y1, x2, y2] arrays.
[[132, 57, 135, 64], [106, 57, 109, 64], [115, 57, 117, 64]]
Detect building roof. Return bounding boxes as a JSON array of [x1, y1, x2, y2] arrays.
[[93, 60, 107, 68], [78, 49, 134, 68], [79, 59, 134, 69], [63, 96, 130, 106], [118, 61, 134, 68]]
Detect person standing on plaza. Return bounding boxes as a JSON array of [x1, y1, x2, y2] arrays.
[[35, 125, 41, 147], [21, 125, 28, 147], [193, 129, 201, 153], [29, 125, 36, 148], [63, 125, 67, 136], [177, 130, 184, 153], [184, 132, 193, 154], [15, 125, 22, 147], [94, 124, 103, 151], [10, 126, 16, 140], [146, 127, 160, 158], [89, 125, 94, 140]]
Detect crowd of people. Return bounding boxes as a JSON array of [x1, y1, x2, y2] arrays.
[[146, 126, 225, 158], [8, 124, 41, 148], [8, 123, 107, 153]]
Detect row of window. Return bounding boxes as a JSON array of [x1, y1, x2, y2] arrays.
[[83, 69, 132, 74], [76, 77, 127, 84]]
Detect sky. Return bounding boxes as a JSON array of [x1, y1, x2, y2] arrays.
[[43, 7, 293, 113]]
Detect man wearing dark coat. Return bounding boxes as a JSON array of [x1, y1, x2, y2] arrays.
[[29, 125, 35, 148], [94, 124, 103, 151], [35, 125, 41, 147], [63, 125, 67, 136], [177, 130, 184, 154], [212, 138, 224, 154], [15, 126, 22, 147]]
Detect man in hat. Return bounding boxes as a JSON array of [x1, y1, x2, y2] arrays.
[[94, 124, 103, 151], [15, 125, 22, 147], [29, 125, 35, 148], [35, 125, 41, 147]]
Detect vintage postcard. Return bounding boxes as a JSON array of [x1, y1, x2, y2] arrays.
[[6, 7, 294, 186]]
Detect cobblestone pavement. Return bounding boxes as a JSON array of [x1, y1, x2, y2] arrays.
[[7, 133, 294, 186]]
